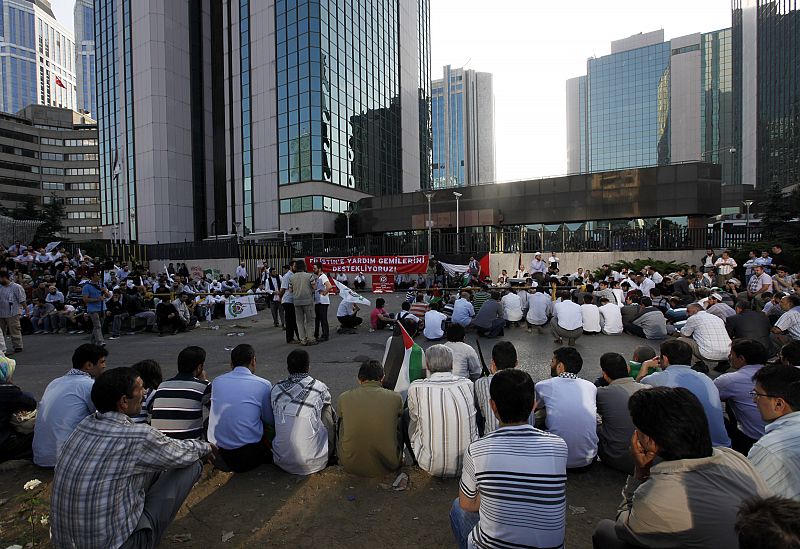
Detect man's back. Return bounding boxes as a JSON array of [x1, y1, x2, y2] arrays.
[[526, 292, 551, 324], [33, 371, 95, 467], [474, 375, 535, 435], [553, 300, 582, 330], [472, 299, 502, 329], [149, 374, 211, 440], [596, 378, 647, 472], [208, 367, 273, 450], [407, 373, 477, 477], [444, 341, 481, 379], [641, 366, 731, 447], [725, 311, 772, 351], [337, 381, 403, 477], [682, 311, 731, 361], [599, 303, 623, 334], [271, 373, 333, 475], [452, 298, 474, 326], [633, 308, 667, 339], [534, 375, 598, 468], [461, 425, 568, 548], [581, 304, 601, 332]]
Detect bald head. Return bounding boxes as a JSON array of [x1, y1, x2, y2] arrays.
[[686, 303, 703, 316]]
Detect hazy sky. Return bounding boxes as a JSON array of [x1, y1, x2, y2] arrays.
[[52, 0, 732, 181]]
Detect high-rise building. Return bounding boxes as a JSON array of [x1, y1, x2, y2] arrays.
[[0, 0, 76, 114], [94, 0, 431, 244], [0, 105, 101, 240], [74, 0, 95, 117], [430, 65, 495, 188], [567, 29, 738, 190], [733, 0, 800, 193]]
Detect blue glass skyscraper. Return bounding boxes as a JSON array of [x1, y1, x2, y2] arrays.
[[74, 0, 95, 116]]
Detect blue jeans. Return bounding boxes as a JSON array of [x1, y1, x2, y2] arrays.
[[449, 498, 479, 549]]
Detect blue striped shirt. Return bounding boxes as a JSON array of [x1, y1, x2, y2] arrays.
[[748, 411, 800, 500]]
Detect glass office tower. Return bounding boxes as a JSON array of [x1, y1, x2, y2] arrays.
[[701, 28, 738, 186], [74, 0, 95, 116]]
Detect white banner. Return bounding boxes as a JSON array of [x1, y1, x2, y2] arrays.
[[225, 295, 258, 320], [334, 278, 371, 306], [438, 261, 469, 277]]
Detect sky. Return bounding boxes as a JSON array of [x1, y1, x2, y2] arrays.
[[51, 0, 732, 182]]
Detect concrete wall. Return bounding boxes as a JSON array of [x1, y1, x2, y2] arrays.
[[490, 250, 707, 279]]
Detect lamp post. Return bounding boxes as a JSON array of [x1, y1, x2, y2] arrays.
[[344, 207, 353, 239], [422, 190, 435, 257], [453, 191, 462, 252], [743, 200, 754, 242]]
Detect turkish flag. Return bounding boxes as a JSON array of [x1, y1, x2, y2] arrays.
[[55, 76, 66, 89]]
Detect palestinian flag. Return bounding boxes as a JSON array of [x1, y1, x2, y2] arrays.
[[381, 321, 426, 400]]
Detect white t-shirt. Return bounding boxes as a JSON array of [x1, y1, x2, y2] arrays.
[[598, 303, 624, 334], [315, 273, 331, 305], [580, 304, 601, 333], [534, 374, 598, 468], [280, 271, 293, 304], [336, 299, 354, 317], [423, 310, 447, 340], [553, 300, 583, 331], [444, 341, 481, 379], [501, 293, 524, 322], [639, 277, 656, 297]]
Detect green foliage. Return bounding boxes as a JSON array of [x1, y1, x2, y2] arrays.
[[593, 258, 688, 279], [12, 195, 38, 221], [36, 195, 65, 242], [759, 180, 795, 241]]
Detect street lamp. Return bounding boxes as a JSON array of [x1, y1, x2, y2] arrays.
[[743, 200, 754, 242], [422, 190, 435, 257], [344, 206, 353, 239], [453, 191, 462, 252]]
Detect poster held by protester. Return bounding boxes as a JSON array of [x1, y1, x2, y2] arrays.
[[225, 295, 258, 320]]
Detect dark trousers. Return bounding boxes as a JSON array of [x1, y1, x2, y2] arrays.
[[218, 441, 272, 473], [270, 300, 284, 326], [725, 405, 758, 455], [283, 303, 299, 343], [623, 323, 646, 338], [314, 303, 329, 339], [338, 314, 363, 329], [592, 519, 637, 549], [0, 431, 33, 463], [474, 318, 505, 338]]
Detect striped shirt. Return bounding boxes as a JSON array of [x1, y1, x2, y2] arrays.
[[474, 374, 536, 435], [472, 292, 490, 314], [747, 411, 800, 500], [0, 282, 26, 317], [407, 372, 477, 477], [149, 374, 212, 439], [460, 424, 568, 549]]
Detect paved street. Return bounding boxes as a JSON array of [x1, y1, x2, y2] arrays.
[[13, 292, 659, 400]]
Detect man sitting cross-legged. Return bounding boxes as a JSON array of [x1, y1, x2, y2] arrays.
[[450, 368, 568, 549], [149, 346, 211, 440], [474, 341, 535, 436], [592, 386, 770, 549], [51, 367, 214, 549], [336, 360, 403, 477], [272, 349, 336, 475]]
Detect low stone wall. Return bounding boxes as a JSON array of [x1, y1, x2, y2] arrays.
[[489, 250, 706, 279]]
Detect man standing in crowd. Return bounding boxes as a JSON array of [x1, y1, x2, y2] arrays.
[[592, 387, 770, 548], [713, 339, 767, 453], [535, 347, 598, 469], [551, 291, 583, 346], [336, 360, 403, 477], [313, 262, 332, 341], [33, 344, 107, 467], [280, 262, 300, 344], [208, 344, 273, 473], [81, 270, 109, 348], [271, 349, 335, 475], [51, 367, 214, 549], [451, 369, 568, 549], [288, 260, 316, 346], [714, 250, 738, 286], [474, 341, 535, 435], [678, 303, 732, 364], [0, 269, 26, 354], [149, 346, 211, 440], [596, 352, 648, 473], [407, 345, 477, 477], [748, 364, 800, 500], [637, 339, 731, 447]]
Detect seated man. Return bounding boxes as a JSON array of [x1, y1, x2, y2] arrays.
[[149, 346, 212, 440], [500, 289, 524, 326], [596, 352, 648, 474], [156, 299, 186, 336], [451, 369, 568, 549], [551, 291, 583, 346], [637, 339, 731, 447], [525, 286, 552, 333], [714, 339, 767, 454], [33, 344, 107, 467], [535, 347, 598, 469], [474, 341, 535, 435], [736, 496, 800, 549], [626, 345, 657, 381], [272, 349, 335, 475], [470, 291, 505, 338], [423, 302, 448, 341], [0, 355, 36, 463], [678, 303, 732, 364], [780, 340, 800, 367], [580, 294, 601, 335], [407, 345, 477, 477], [592, 387, 770, 548], [336, 360, 403, 477], [598, 297, 623, 335], [444, 324, 481, 381], [706, 292, 736, 321], [30, 298, 55, 334], [726, 300, 774, 354], [208, 344, 273, 473], [369, 298, 394, 332], [105, 290, 130, 340], [451, 292, 475, 328], [51, 367, 213, 549], [336, 299, 363, 334], [625, 297, 668, 340], [771, 294, 800, 348], [748, 364, 800, 500]]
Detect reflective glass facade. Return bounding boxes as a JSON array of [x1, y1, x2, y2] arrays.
[[0, 0, 36, 114], [279, 194, 352, 213], [240, 0, 253, 231], [122, 0, 135, 238], [275, 0, 402, 195], [74, 0, 96, 116], [587, 42, 672, 172], [417, 0, 431, 189], [95, 0, 119, 227], [701, 28, 737, 185], [431, 70, 465, 187]]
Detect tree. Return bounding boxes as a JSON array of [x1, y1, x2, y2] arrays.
[[12, 195, 39, 221], [759, 180, 795, 241], [37, 194, 66, 241]]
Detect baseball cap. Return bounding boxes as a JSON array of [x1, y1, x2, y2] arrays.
[[710, 293, 723, 301]]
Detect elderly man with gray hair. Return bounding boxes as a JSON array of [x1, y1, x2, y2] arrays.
[[407, 344, 478, 478]]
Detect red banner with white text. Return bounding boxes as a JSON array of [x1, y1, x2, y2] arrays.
[[372, 274, 395, 293], [305, 255, 429, 274]]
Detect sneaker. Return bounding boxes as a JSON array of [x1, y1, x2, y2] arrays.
[[369, 328, 375, 333], [109, 336, 120, 340]]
